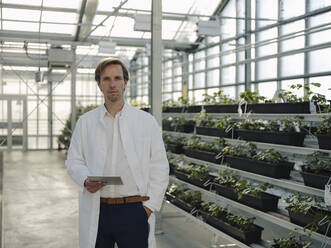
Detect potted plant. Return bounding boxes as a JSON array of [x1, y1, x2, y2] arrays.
[[166, 184, 202, 213], [272, 83, 329, 113], [183, 136, 227, 164], [173, 163, 214, 189], [236, 117, 306, 147], [174, 116, 195, 133], [272, 234, 311, 248], [163, 134, 187, 154], [300, 151, 331, 189], [199, 201, 263, 244], [212, 170, 280, 211], [315, 116, 331, 150], [285, 193, 331, 237], [195, 110, 235, 138], [162, 117, 176, 131], [201, 90, 238, 113], [222, 142, 294, 178], [167, 153, 184, 175]]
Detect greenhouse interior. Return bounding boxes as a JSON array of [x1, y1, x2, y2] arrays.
[[0, 0, 331, 247]]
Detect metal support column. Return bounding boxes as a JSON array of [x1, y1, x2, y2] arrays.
[[48, 75, 53, 149], [277, 0, 282, 92], [22, 97, 27, 151], [71, 47, 77, 131], [235, 0, 240, 99], [304, 0, 310, 96], [182, 53, 189, 100], [245, 0, 252, 91], [151, 0, 162, 126], [7, 99, 12, 151]]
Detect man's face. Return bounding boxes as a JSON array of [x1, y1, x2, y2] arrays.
[[98, 64, 127, 103]]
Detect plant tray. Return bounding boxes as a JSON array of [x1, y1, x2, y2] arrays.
[[316, 134, 331, 150], [187, 105, 202, 113], [286, 207, 331, 237], [166, 143, 184, 154], [140, 107, 150, 112], [196, 126, 232, 138], [246, 102, 315, 114], [183, 147, 223, 164], [226, 156, 294, 179], [162, 122, 175, 131], [173, 170, 212, 190], [163, 106, 186, 113], [169, 197, 196, 213], [300, 170, 331, 190], [175, 123, 195, 133], [212, 183, 280, 212], [203, 104, 239, 113], [237, 129, 306, 146], [200, 211, 263, 245]]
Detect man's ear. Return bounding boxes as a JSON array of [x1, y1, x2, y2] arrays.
[[97, 81, 102, 91]]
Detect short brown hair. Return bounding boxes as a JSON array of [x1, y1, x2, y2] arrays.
[[94, 57, 130, 82]]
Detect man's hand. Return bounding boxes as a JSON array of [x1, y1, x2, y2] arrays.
[[143, 205, 152, 218], [84, 179, 107, 193]]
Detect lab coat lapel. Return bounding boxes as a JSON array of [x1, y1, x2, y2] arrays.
[[119, 111, 144, 193]]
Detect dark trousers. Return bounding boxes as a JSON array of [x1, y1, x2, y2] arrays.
[[95, 202, 149, 248]]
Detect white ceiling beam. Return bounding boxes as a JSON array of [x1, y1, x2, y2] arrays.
[[0, 30, 197, 50]]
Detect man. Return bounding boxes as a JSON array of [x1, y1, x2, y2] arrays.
[[66, 57, 169, 248]]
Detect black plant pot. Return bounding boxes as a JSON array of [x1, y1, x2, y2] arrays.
[[183, 147, 223, 164], [316, 134, 331, 150], [200, 211, 263, 245], [162, 122, 175, 131], [246, 102, 315, 114], [212, 183, 280, 212], [187, 105, 202, 113], [286, 206, 331, 237], [175, 122, 195, 133], [300, 168, 331, 190], [196, 126, 233, 138], [163, 106, 186, 113], [203, 104, 240, 113], [237, 129, 306, 146], [166, 143, 184, 154], [225, 156, 294, 179], [173, 170, 213, 190]]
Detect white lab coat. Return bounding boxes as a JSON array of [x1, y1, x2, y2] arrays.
[[66, 104, 169, 248]]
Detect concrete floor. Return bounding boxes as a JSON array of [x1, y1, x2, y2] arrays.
[[3, 151, 239, 248]]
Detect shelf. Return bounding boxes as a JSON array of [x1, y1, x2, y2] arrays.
[[163, 112, 331, 122], [163, 130, 331, 156], [169, 152, 325, 198], [163, 200, 254, 248], [169, 176, 330, 244]]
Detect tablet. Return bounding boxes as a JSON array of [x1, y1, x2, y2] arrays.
[[87, 176, 123, 185]]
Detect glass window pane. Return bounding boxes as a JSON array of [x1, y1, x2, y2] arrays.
[[309, 76, 331, 100], [222, 42, 236, 65], [309, 12, 331, 46], [280, 0, 305, 19], [257, 28, 277, 57], [281, 20, 305, 52], [308, 48, 331, 73], [194, 73, 205, 88], [256, 0, 278, 28], [221, 66, 235, 85], [220, 0, 236, 39], [207, 69, 219, 87], [221, 86, 235, 99], [281, 53, 304, 77], [257, 58, 277, 80], [308, 0, 331, 11], [237, 0, 246, 34], [258, 81, 277, 99]]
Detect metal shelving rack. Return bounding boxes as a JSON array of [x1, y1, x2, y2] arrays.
[[169, 176, 330, 247], [162, 110, 331, 248]]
